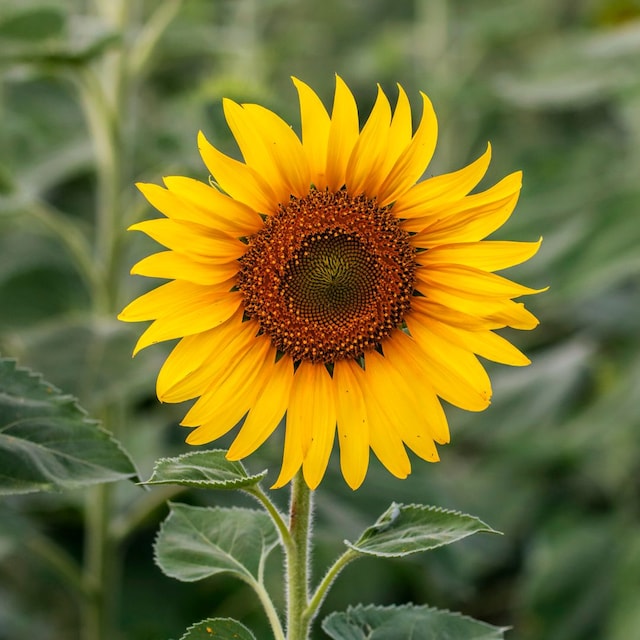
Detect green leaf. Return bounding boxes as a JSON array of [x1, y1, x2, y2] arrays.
[[322, 604, 508, 639], [347, 503, 498, 558], [178, 618, 256, 640], [0, 7, 65, 41], [155, 504, 280, 583], [144, 450, 266, 490], [0, 358, 136, 494]]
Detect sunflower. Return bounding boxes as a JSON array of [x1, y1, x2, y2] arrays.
[[119, 76, 543, 490]]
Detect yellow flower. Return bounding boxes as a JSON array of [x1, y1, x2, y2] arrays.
[[119, 76, 544, 490]]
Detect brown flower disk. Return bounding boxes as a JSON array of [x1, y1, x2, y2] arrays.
[[238, 189, 416, 363]]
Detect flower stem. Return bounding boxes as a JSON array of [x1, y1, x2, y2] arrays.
[[303, 549, 359, 628], [286, 472, 313, 640]]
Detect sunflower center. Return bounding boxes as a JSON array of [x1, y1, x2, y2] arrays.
[[283, 232, 377, 324], [238, 189, 415, 363]]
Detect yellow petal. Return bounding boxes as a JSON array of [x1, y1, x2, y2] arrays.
[[243, 103, 311, 198], [223, 99, 284, 199], [227, 355, 294, 460], [325, 75, 360, 192], [405, 315, 494, 409], [333, 359, 370, 490], [181, 337, 273, 427], [301, 363, 337, 490], [131, 251, 238, 285], [223, 100, 311, 201], [345, 84, 391, 196], [380, 84, 413, 177], [416, 264, 546, 299], [410, 297, 503, 331], [413, 283, 539, 329], [272, 423, 304, 489], [156, 316, 257, 403], [136, 181, 216, 228], [185, 345, 271, 443], [272, 360, 333, 489], [393, 143, 492, 220], [293, 76, 332, 189], [358, 363, 412, 478], [162, 176, 263, 235], [156, 329, 225, 402], [408, 172, 521, 239], [129, 289, 242, 355], [378, 92, 438, 207], [421, 316, 531, 366], [384, 328, 490, 412], [364, 348, 445, 455], [129, 218, 246, 263], [368, 411, 412, 479], [197, 130, 277, 214], [416, 238, 543, 272], [184, 344, 276, 443], [488, 301, 540, 330], [119, 280, 229, 322]]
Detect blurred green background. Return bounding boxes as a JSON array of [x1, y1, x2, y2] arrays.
[[1, 0, 640, 639]]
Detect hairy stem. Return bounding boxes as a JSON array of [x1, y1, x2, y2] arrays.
[[286, 472, 313, 640], [247, 486, 293, 553], [304, 549, 359, 628], [245, 577, 286, 640]]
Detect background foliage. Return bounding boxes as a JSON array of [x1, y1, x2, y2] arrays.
[[1, 0, 639, 639]]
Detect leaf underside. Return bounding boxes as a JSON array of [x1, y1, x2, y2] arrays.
[[154, 503, 280, 583]]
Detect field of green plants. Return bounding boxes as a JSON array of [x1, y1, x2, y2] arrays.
[[1, 1, 639, 639]]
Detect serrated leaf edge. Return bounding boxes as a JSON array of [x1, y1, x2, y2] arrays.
[[380, 502, 498, 528], [344, 502, 500, 558], [153, 502, 280, 581], [178, 616, 256, 640], [141, 450, 267, 488], [0, 357, 139, 489], [322, 603, 511, 636]]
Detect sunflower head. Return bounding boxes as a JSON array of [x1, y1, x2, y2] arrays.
[[119, 76, 544, 490]]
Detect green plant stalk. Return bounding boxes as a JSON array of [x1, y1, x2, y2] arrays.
[[26, 529, 86, 599], [244, 485, 294, 639], [82, 482, 116, 640], [75, 64, 123, 314], [129, 0, 184, 78], [78, 3, 131, 639], [303, 548, 359, 628], [286, 472, 313, 640], [27, 200, 102, 305], [245, 576, 286, 640], [247, 485, 293, 552]]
